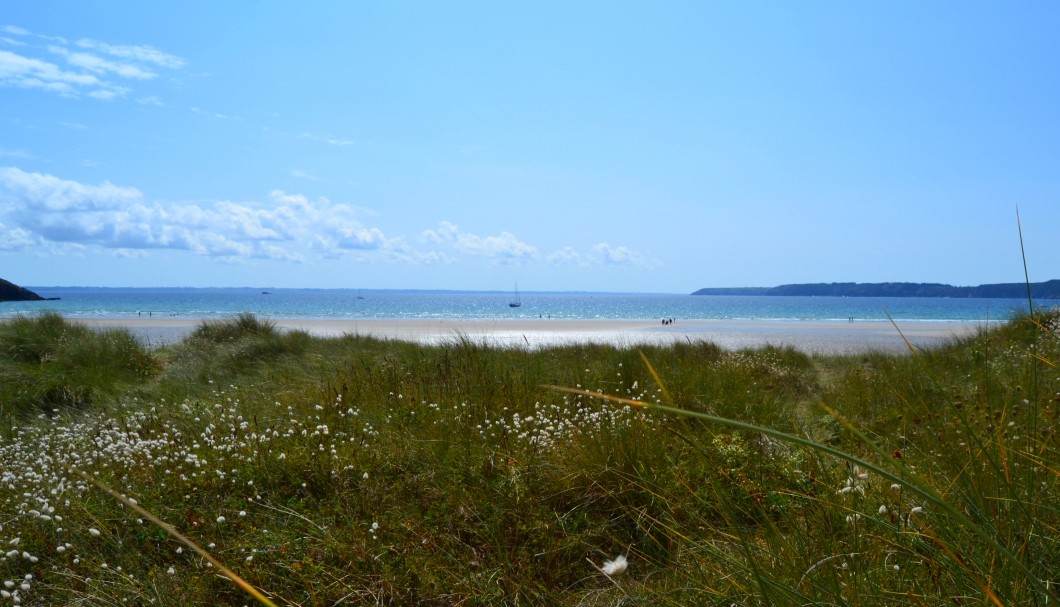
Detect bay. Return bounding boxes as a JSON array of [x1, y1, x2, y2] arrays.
[[1, 287, 1039, 323]]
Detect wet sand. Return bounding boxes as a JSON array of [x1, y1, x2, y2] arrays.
[[73, 317, 991, 355]]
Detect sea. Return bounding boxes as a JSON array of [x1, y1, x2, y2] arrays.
[[0, 287, 1041, 323]]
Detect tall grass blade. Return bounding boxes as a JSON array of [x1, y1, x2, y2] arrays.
[[67, 465, 283, 607], [543, 378, 1057, 604], [1016, 206, 1034, 314]]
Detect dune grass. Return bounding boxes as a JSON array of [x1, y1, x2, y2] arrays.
[[0, 311, 157, 418], [0, 309, 1056, 605]]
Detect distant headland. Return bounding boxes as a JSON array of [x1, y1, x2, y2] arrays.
[[0, 278, 60, 302], [692, 280, 1060, 299]]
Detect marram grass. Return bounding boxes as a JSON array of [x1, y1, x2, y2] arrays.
[[0, 310, 1056, 605]]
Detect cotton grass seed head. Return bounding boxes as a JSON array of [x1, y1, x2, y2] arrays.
[[600, 554, 628, 576]]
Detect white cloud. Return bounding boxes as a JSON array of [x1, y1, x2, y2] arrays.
[[547, 246, 583, 266], [59, 48, 157, 79], [191, 106, 241, 121], [335, 226, 387, 250], [0, 28, 184, 100], [0, 221, 35, 250], [456, 231, 537, 261], [0, 168, 403, 263], [590, 242, 652, 267], [74, 38, 185, 69], [0, 146, 32, 159], [422, 220, 460, 244], [422, 221, 538, 264], [0, 49, 101, 96], [423, 221, 652, 269], [0, 169, 657, 274], [299, 132, 356, 146], [88, 86, 129, 100], [2, 26, 30, 36], [0, 166, 141, 211]]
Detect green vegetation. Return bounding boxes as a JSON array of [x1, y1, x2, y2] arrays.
[[692, 278, 1060, 298], [0, 310, 1057, 605], [0, 311, 157, 417]]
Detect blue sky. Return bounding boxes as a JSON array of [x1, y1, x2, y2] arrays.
[[1, 2, 1057, 293]]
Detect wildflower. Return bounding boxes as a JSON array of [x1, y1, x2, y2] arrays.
[[890, 483, 902, 491], [88, 528, 101, 537], [878, 505, 888, 515], [216, 516, 226, 523], [167, 567, 175, 575], [362, 472, 369, 480], [600, 554, 628, 576]]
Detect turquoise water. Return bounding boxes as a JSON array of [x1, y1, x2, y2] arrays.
[[1, 287, 1040, 322]]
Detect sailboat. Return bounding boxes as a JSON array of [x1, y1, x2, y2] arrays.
[[508, 283, 522, 308]]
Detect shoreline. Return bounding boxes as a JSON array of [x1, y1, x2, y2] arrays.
[[70, 317, 991, 355]]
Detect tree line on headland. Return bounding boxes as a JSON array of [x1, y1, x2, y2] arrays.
[[692, 279, 1060, 299]]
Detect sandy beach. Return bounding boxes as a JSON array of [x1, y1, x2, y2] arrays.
[[72, 317, 990, 355]]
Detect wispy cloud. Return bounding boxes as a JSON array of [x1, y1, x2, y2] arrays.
[[0, 49, 101, 96], [0, 146, 33, 159], [190, 106, 241, 121], [0, 26, 184, 100], [299, 132, 356, 147], [49, 45, 157, 79], [74, 38, 185, 70], [0, 167, 404, 262]]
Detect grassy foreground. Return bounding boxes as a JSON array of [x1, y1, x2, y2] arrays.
[[0, 310, 1057, 605]]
